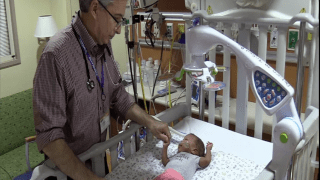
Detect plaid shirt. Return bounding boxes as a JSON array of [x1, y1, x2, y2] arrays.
[[33, 13, 134, 155]]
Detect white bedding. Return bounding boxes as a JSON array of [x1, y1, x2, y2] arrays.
[[173, 117, 273, 166], [105, 116, 273, 180]]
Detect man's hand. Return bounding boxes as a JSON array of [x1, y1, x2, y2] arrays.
[[125, 104, 171, 143], [148, 120, 171, 144], [42, 139, 105, 180]]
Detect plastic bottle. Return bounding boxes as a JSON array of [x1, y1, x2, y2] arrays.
[[141, 59, 146, 82], [141, 59, 146, 70], [148, 57, 153, 65], [143, 71, 148, 84], [145, 61, 154, 87], [153, 60, 161, 84], [125, 62, 140, 83]]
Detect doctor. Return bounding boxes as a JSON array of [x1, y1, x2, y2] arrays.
[[33, 0, 171, 179]]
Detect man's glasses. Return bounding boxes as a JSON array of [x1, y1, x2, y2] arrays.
[[98, 0, 125, 29]]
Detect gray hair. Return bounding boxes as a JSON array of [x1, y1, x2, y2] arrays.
[[79, 0, 114, 12]]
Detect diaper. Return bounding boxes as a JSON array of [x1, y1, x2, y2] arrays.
[[154, 168, 185, 180]]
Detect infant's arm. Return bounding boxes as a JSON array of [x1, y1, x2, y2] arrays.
[[162, 142, 170, 166], [199, 142, 213, 168]]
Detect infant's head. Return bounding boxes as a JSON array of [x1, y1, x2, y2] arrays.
[[178, 133, 205, 157]]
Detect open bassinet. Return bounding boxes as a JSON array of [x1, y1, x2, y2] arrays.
[[105, 115, 273, 180], [30, 103, 319, 180]]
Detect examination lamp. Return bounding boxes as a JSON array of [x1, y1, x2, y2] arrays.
[[34, 15, 58, 43], [185, 25, 304, 180]]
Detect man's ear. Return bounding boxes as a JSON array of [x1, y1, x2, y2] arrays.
[[90, 0, 99, 19]]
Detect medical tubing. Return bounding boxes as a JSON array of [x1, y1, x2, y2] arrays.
[[129, 53, 137, 103], [137, 40, 157, 115], [172, 95, 186, 106], [168, 37, 175, 109], [150, 38, 163, 114], [174, 88, 186, 106], [138, 56, 148, 113], [151, 37, 165, 98], [152, 116, 185, 137]]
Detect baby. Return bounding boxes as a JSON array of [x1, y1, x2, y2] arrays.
[[155, 133, 213, 180]]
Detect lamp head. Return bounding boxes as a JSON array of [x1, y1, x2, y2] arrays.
[[34, 15, 58, 38], [185, 25, 295, 116]]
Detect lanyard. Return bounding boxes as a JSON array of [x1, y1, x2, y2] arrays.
[[72, 22, 106, 99], [78, 34, 105, 95]]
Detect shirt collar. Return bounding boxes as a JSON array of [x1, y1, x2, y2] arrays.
[[72, 11, 103, 57]]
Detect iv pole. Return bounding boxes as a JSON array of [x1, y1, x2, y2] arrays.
[[125, 0, 139, 103]]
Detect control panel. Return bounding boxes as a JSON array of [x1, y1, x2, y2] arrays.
[[254, 70, 287, 109]]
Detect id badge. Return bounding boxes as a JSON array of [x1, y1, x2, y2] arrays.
[[100, 110, 110, 134]]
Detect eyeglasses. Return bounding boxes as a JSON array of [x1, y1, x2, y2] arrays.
[[98, 0, 125, 29]]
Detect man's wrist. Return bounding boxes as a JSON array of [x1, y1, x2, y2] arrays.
[[146, 115, 155, 127]]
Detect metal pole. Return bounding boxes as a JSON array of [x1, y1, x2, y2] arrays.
[[125, 25, 138, 103], [131, 0, 138, 103], [294, 22, 306, 116], [199, 1, 203, 25], [199, 81, 205, 120], [185, 20, 192, 116]]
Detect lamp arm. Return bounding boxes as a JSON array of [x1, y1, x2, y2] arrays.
[[187, 25, 296, 117], [186, 26, 304, 180]]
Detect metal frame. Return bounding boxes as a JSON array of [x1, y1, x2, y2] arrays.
[[0, 0, 21, 69], [30, 103, 318, 180]]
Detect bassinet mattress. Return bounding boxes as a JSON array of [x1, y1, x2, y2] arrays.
[[105, 116, 273, 180]]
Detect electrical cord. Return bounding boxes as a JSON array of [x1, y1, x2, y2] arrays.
[[145, 13, 156, 47], [137, 56, 148, 113], [171, 95, 186, 106], [145, 81, 157, 115], [151, 36, 165, 99], [174, 88, 186, 106], [150, 35, 165, 113]]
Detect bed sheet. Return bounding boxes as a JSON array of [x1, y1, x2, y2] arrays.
[[105, 117, 272, 180], [173, 116, 273, 166]]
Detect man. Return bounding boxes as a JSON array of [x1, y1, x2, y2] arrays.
[[33, 0, 171, 179]]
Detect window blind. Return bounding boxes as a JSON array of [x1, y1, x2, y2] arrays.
[[0, 0, 11, 57]]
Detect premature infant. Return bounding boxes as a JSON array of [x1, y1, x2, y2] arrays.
[[155, 133, 213, 180]]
